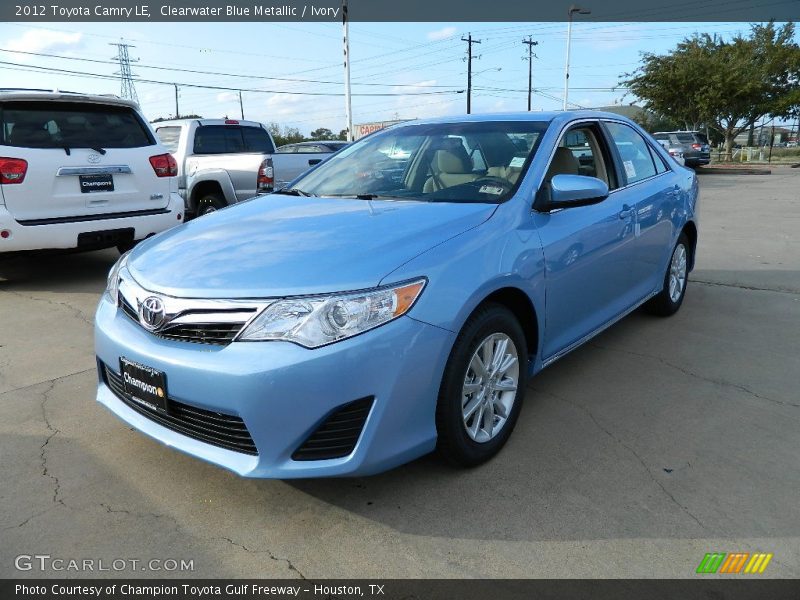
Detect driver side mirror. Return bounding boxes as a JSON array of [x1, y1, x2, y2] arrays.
[[535, 174, 609, 212]]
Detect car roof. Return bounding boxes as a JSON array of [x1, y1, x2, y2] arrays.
[[284, 141, 343, 146], [392, 110, 639, 128], [0, 89, 139, 109], [153, 118, 265, 128]]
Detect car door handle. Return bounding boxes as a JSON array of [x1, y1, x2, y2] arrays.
[[667, 185, 680, 196], [618, 205, 634, 219], [308, 159, 322, 166]]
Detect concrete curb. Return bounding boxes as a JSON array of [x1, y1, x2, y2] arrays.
[[696, 166, 772, 175]]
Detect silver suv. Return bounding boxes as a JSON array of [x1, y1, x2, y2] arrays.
[[653, 131, 710, 167], [0, 90, 183, 254]]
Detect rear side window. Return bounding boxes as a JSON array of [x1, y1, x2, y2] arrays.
[[604, 122, 658, 185], [193, 125, 273, 154], [648, 145, 669, 174], [1, 101, 154, 149], [155, 126, 181, 153], [242, 127, 274, 153], [193, 126, 241, 154]]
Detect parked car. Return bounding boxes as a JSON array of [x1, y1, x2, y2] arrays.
[[655, 139, 686, 166], [95, 111, 698, 478], [653, 131, 710, 167], [274, 140, 348, 189], [0, 90, 182, 254], [153, 118, 278, 218]]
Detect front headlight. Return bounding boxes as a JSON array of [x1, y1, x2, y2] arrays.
[[105, 251, 131, 305], [238, 278, 426, 348]]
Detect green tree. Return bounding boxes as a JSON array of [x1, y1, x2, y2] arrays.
[[310, 127, 334, 140], [266, 122, 305, 146], [338, 129, 348, 140], [623, 22, 800, 159]]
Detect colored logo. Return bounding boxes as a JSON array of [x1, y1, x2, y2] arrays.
[[696, 552, 773, 574]]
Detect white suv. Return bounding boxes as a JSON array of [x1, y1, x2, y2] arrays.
[[0, 90, 183, 254]]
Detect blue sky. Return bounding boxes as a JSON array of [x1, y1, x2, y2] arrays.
[[0, 21, 785, 134]]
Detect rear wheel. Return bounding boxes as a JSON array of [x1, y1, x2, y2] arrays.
[[116, 240, 138, 254], [196, 192, 226, 217], [645, 232, 690, 316], [436, 304, 528, 467]]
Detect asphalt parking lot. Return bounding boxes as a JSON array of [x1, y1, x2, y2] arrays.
[[1, 168, 798, 579]]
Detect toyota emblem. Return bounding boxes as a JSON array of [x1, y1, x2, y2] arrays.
[[139, 296, 166, 331], [87, 153, 101, 164]]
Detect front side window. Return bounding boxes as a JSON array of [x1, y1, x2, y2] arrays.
[[604, 122, 658, 185], [291, 120, 548, 204], [545, 124, 616, 189], [1, 101, 154, 149]]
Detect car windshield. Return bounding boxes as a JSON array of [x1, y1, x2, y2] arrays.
[[291, 120, 548, 203]]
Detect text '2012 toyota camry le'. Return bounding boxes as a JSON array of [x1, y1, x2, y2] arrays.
[[94, 112, 698, 478]]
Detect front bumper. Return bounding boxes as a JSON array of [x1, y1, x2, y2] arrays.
[[94, 296, 455, 478], [0, 193, 182, 253]]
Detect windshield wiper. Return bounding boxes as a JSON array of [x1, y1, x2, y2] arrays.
[[274, 187, 316, 197], [90, 147, 107, 155], [353, 194, 408, 200]]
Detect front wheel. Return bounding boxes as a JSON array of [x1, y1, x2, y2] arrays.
[[645, 233, 690, 316], [436, 304, 528, 467]]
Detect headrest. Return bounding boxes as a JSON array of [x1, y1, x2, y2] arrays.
[[434, 144, 472, 174], [547, 147, 580, 178]]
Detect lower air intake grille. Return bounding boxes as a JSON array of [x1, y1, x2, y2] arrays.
[[102, 363, 258, 455], [292, 397, 374, 461]]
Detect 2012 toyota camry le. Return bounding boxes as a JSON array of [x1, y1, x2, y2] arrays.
[[94, 111, 699, 478]]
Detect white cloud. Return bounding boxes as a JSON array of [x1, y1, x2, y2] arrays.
[[7, 30, 83, 57], [216, 91, 239, 103], [427, 26, 456, 41], [264, 93, 305, 117]]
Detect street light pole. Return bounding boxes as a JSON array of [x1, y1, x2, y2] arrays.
[[342, 0, 353, 141], [564, 4, 590, 111]]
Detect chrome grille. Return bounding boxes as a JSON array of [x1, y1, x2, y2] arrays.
[[117, 290, 257, 346]]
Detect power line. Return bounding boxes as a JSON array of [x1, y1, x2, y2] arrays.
[[0, 46, 460, 89], [0, 58, 464, 97]]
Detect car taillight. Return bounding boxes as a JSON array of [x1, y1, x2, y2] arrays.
[[149, 153, 178, 177], [257, 158, 274, 192], [0, 157, 28, 184], [691, 143, 702, 150]]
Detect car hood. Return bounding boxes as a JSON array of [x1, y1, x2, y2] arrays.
[[127, 195, 496, 298]]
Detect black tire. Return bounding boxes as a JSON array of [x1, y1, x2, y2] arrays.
[[435, 303, 528, 467], [645, 232, 690, 317], [116, 241, 137, 254], [196, 192, 227, 217]]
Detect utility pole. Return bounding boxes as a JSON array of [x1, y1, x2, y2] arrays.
[[462, 33, 481, 114], [342, 0, 353, 141], [522, 37, 538, 111], [173, 83, 179, 119], [110, 41, 139, 104], [238, 90, 244, 119]]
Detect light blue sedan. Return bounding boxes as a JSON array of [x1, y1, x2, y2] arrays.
[[95, 111, 698, 478]]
